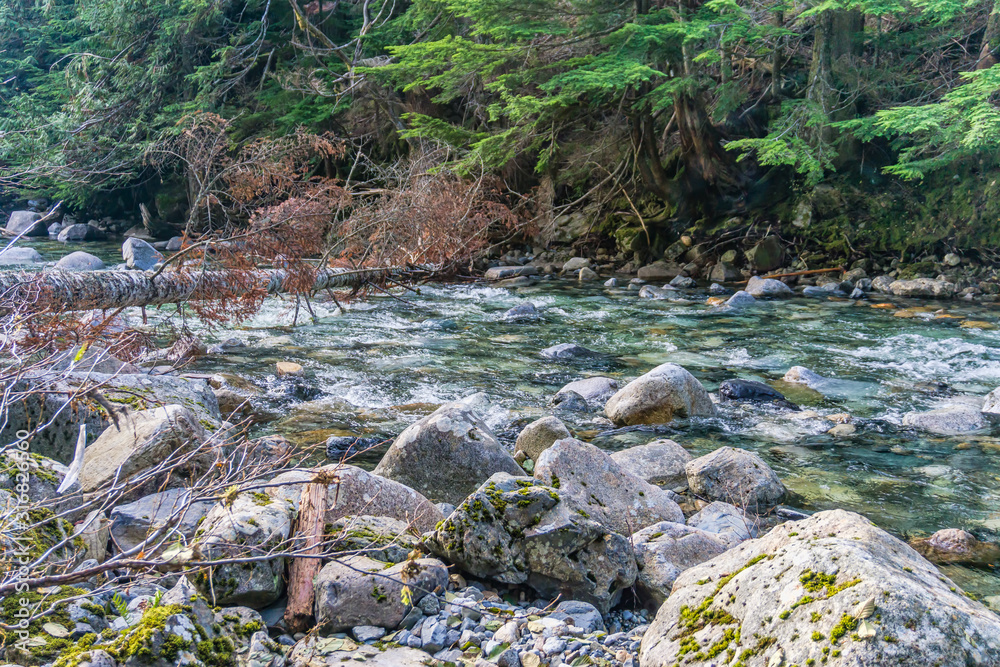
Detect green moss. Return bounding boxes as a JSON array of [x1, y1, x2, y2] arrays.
[[811, 631, 825, 642], [830, 614, 857, 643], [196, 636, 236, 667], [550, 474, 561, 489], [1, 586, 88, 664], [249, 492, 272, 506]]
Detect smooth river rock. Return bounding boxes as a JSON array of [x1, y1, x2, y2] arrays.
[[745, 275, 792, 297], [555, 376, 618, 405], [605, 363, 716, 426], [514, 416, 571, 461], [0, 246, 44, 264], [54, 250, 105, 271], [5, 210, 46, 236], [902, 405, 987, 435], [609, 438, 692, 488], [685, 446, 786, 512], [888, 278, 956, 298]]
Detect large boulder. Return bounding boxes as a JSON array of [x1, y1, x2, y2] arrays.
[[193, 491, 295, 608], [745, 236, 783, 272], [605, 363, 716, 426], [0, 451, 81, 517], [266, 464, 444, 532], [109, 488, 214, 553], [555, 376, 618, 405], [314, 555, 448, 632], [5, 210, 46, 236], [638, 261, 683, 281], [80, 404, 209, 494], [685, 447, 786, 512], [424, 473, 637, 613], [632, 521, 728, 607], [888, 278, 956, 298], [534, 438, 684, 535], [514, 416, 571, 461], [638, 509, 1000, 667], [54, 251, 105, 271], [609, 439, 692, 488], [372, 402, 522, 505], [122, 237, 164, 270], [0, 247, 44, 264], [745, 275, 793, 298], [902, 406, 987, 435], [57, 223, 104, 242], [325, 515, 421, 563]]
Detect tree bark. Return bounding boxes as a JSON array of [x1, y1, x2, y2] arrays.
[[283, 481, 328, 634], [807, 9, 862, 160], [0, 266, 410, 313], [979, 0, 1000, 69]]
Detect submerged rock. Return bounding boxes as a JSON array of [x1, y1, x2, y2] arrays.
[[639, 509, 1000, 667], [782, 365, 827, 388], [911, 528, 1000, 566], [540, 343, 599, 360], [502, 302, 539, 322], [902, 405, 987, 435], [718, 378, 799, 410], [685, 446, 786, 513], [605, 363, 716, 426], [724, 290, 756, 308]]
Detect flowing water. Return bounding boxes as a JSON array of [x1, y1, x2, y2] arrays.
[[16, 239, 1000, 601]]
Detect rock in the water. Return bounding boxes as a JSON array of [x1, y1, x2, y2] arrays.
[[373, 402, 522, 505], [550, 390, 589, 412], [57, 223, 104, 242], [80, 405, 209, 494], [902, 406, 987, 434], [326, 515, 421, 563], [911, 528, 1000, 566], [724, 290, 755, 308], [632, 521, 727, 607], [194, 491, 295, 607], [562, 257, 592, 273], [314, 555, 448, 632], [604, 277, 619, 287], [782, 365, 826, 388], [686, 501, 756, 547], [888, 278, 956, 298], [267, 464, 444, 532], [540, 343, 599, 360], [669, 275, 696, 289], [424, 473, 637, 613], [110, 488, 214, 553], [745, 236, 783, 272], [555, 376, 618, 405], [638, 509, 1000, 667], [502, 302, 539, 322], [745, 275, 793, 298], [54, 250, 105, 271], [685, 446, 786, 512], [5, 210, 46, 236], [605, 363, 716, 426], [638, 261, 682, 281], [515, 416, 571, 461], [609, 439, 692, 488], [534, 438, 684, 534], [982, 387, 1000, 421], [718, 379, 798, 409], [708, 282, 730, 295], [0, 246, 44, 264], [578, 266, 599, 281], [122, 237, 164, 270], [638, 284, 678, 300], [485, 265, 539, 280], [871, 274, 894, 293], [325, 435, 383, 460]]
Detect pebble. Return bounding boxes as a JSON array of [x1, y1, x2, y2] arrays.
[[276, 361, 303, 376]]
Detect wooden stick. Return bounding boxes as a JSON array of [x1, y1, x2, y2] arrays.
[[734, 266, 843, 284], [283, 481, 328, 633]]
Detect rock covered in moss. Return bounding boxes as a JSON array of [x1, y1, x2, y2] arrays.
[[326, 515, 421, 563], [313, 555, 448, 633], [0, 450, 80, 512], [605, 363, 716, 426], [423, 473, 637, 613], [685, 447, 786, 513], [372, 402, 522, 505], [638, 509, 1000, 667], [533, 438, 684, 534]]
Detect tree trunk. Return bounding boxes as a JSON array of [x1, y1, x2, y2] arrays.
[[0, 266, 410, 313], [770, 8, 784, 100], [979, 0, 1000, 69], [807, 9, 862, 156], [284, 481, 328, 634]]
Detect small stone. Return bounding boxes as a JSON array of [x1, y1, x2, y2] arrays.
[[276, 361, 303, 376], [353, 625, 386, 642], [579, 267, 599, 281], [827, 423, 856, 437], [944, 253, 962, 267], [604, 277, 619, 287]]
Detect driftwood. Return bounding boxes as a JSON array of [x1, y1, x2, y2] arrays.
[[284, 481, 329, 634], [0, 266, 412, 312], [735, 266, 844, 284]]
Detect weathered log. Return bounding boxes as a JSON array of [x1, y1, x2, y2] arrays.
[[284, 481, 329, 634], [0, 266, 411, 312]]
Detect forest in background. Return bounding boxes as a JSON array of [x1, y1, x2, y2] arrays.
[[3, 0, 1000, 265]]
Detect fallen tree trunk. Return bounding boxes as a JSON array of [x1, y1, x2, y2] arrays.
[[0, 266, 413, 312]]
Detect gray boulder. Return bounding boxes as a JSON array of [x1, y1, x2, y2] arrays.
[[166, 236, 184, 251], [534, 438, 684, 534], [314, 555, 448, 632], [872, 275, 895, 293], [685, 446, 786, 512], [605, 363, 716, 426], [745, 275, 793, 297], [194, 491, 295, 607], [0, 246, 44, 264], [724, 290, 756, 308], [289, 638, 433, 666], [632, 521, 728, 607], [122, 237, 164, 270], [0, 451, 81, 515], [609, 439, 692, 488], [57, 223, 104, 242], [639, 509, 1000, 667], [502, 302, 539, 322], [425, 473, 637, 613], [686, 501, 756, 547], [561, 257, 592, 273], [902, 406, 987, 435], [638, 284, 678, 299], [555, 376, 618, 405], [637, 261, 681, 281], [54, 251, 105, 271], [5, 210, 46, 236], [709, 261, 740, 283], [373, 402, 522, 505], [888, 278, 956, 298], [326, 515, 421, 563], [266, 464, 444, 532], [109, 488, 214, 553], [669, 275, 696, 289], [515, 416, 570, 461]]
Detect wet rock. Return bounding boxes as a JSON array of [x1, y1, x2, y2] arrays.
[[326, 515, 421, 563], [902, 406, 987, 435], [276, 361, 303, 376], [267, 464, 444, 532], [55, 251, 105, 271], [632, 521, 727, 607], [122, 237, 165, 270], [718, 379, 799, 410], [550, 390, 589, 412], [637, 261, 682, 281], [373, 401, 522, 505], [685, 446, 786, 512], [850, 287, 865, 299], [424, 473, 637, 614], [534, 438, 684, 534], [605, 363, 716, 426], [540, 343, 599, 360], [980, 387, 1000, 421], [80, 405, 209, 495], [724, 290, 755, 308], [194, 491, 295, 608], [888, 278, 956, 298], [686, 501, 756, 547], [639, 509, 1000, 667], [0, 246, 44, 264], [486, 265, 539, 280], [5, 210, 46, 236], [515, 416, 571, 461], [314, 555, 448, 633], [604, 277, 619, 287], [562, 257, 592, 273], [708, 282, 730, 295], [782, 365, 826, 388], [57, 223, 105, 242], [872, 274, 895, 292], [325, 435, 383, 460], [911, 528, 1000, 566], [109, 488, 213, 553], [578, 267, 599, 281], [609, 439, 692, 488], [669, 275, 696, 289], [502, 303, 539, 322], [745, 275, 793, 298], [638, 284, 678, 299], [555, 376, 618, 405], [744, 236, 783, 272]]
